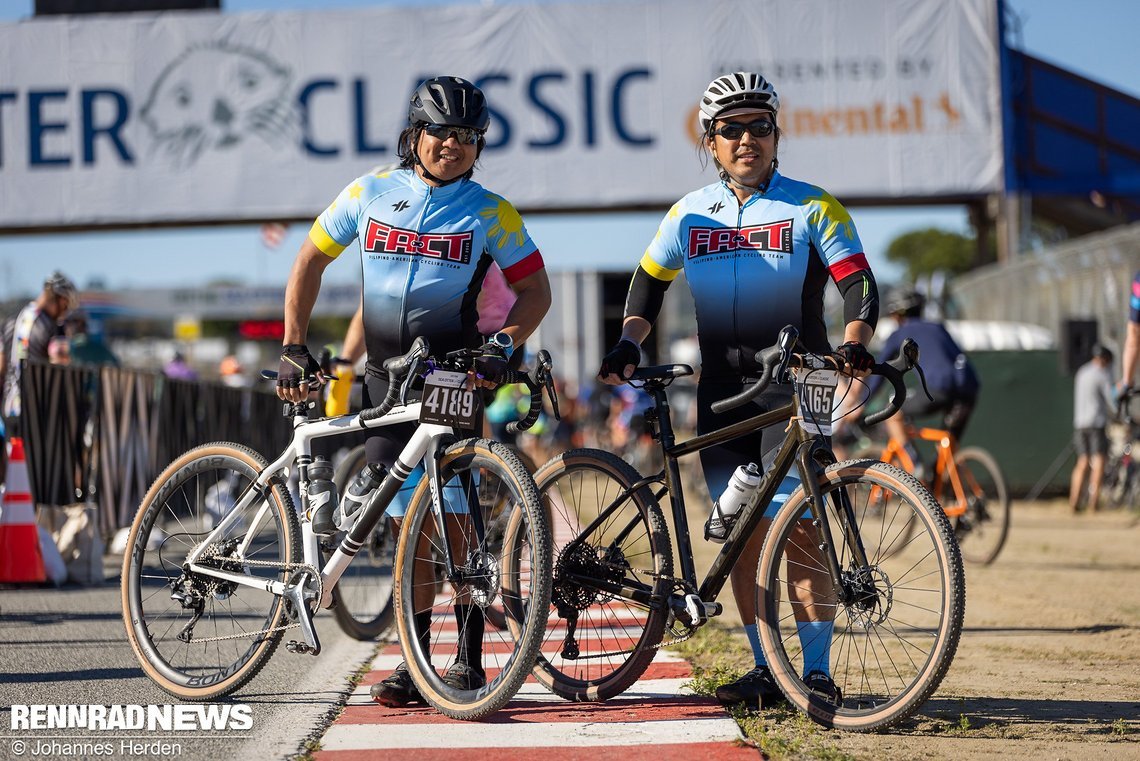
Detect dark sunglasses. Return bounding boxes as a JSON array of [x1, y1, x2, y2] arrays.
[[712, 119, 775, 140], [422, 124, 483, 145]]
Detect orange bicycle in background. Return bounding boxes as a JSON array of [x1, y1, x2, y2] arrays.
[[862, 423, 1010, 565]]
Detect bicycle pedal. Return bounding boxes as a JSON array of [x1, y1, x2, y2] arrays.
[[286, 640, 317, 656]]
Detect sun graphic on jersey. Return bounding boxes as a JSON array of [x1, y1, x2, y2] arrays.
[[479, 195, 527, 250], [803, 190, 856, 243]]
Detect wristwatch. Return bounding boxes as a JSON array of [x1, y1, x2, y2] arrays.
[[489, 331, 514, 358]]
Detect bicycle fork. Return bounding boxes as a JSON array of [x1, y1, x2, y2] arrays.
[[796, 441, 875, 608]]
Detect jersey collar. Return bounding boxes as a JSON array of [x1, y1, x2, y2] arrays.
[[405, 167, 469, 199]]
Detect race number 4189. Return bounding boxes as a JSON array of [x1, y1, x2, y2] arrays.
[[419, 370, 483, 431]]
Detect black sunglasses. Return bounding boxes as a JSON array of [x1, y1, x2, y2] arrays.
[[712, 119, 775, 140], [422, 124, 483, 145]]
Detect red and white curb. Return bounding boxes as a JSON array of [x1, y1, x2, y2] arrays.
[[314, 644, 753, 760]]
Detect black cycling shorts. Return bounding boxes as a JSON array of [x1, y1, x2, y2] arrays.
[[902, 390, 976, 441]]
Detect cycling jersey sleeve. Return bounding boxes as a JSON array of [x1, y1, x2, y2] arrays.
[[639, 202, 686, 281], [309, 177, 369, 258], [1130, 271, 1140, 324], [478, 192, 545, 284], [802, 187, 878, 326]]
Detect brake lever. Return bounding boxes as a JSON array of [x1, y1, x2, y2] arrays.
[[536, 349, 560, 420], [774, 325, 798, 384]]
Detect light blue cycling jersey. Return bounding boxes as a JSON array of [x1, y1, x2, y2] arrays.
[[640, 171, 870, 377], [310, 168, 544, 363]]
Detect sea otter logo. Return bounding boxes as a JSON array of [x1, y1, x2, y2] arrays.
[[140, 42, 299, 166]]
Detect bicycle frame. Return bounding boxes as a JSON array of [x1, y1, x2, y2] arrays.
[[567, 380, 869, 624], [879, 426, 971, 518], [184, 402, 455, 611]]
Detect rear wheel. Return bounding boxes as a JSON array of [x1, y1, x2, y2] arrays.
[[524, 449, 673, 702], [952, 447, 1010, 565], [121, 443, 299, 700], [756, 460, 964, 731], [393, 438, 551, 720]]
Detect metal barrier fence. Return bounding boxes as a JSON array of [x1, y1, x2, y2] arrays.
[[953, 222, 1140, 350], [19, 361, 292, 538]]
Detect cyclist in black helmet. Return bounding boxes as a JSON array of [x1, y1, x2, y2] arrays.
[[277, 76, 551, 706], [865, 287, 981, 476]]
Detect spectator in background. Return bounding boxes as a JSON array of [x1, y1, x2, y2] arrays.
[[1070, 344, 1115, 514], [164, 351, 198, 381], [65, 312, 119, 367], [1, 271, 79, 438], [219, 355, 250, 388]]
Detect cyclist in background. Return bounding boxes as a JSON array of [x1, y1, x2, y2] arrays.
[[1119, 270, 1140, 393], [864, 288, 980, 479], [599, 72, 879, 709], [277, 76, 551, 706]]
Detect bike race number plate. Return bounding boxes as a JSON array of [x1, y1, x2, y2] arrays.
[[792, 367, 838, 436], [419, 369, 484, 431]]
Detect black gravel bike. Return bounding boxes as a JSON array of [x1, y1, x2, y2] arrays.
[[515, 326, 965, 731]]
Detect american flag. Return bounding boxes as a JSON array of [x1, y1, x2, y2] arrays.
[[260, 222, 289, 249]]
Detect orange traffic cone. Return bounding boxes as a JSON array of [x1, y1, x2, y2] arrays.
[[0, 437, 47, 583]]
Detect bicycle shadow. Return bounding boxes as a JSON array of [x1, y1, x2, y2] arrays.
[[897, 696, 1140, 734]]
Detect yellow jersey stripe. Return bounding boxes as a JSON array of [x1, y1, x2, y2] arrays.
[[639, 252, 681, 282], [309, 221, 346, 258]]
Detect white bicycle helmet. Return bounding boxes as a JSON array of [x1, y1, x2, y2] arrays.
[[698, 72, 780, 134]]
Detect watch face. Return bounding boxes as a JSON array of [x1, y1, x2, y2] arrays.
[[492, 332, 513, 348]]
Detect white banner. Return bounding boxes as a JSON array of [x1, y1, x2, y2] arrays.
[[0, 0, 1002, 229]]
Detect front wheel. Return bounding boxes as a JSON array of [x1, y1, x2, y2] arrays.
[[756, 460, 964, 732], [121, 443, 300, 701], [393, 439, 551, 720], [953, 447, 1011, 565]]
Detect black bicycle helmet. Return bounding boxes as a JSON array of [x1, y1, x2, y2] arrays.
[[884, 288, 926, 317], [408, 76, 490, 131]]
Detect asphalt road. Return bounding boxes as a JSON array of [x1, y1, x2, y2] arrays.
[[0, 554, 378, 761]]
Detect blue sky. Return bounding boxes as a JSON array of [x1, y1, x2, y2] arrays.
[[1, 0, 1139, 299]]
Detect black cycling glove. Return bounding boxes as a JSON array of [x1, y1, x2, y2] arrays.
[[277, 344, 323, 390], [834, 341, 875, 373], [473, 342, 509, 385], [598, 339, 641, 381]]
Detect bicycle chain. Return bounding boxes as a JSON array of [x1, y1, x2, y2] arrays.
[[176, 557, 322, 644], [555, 578, 700, 660]]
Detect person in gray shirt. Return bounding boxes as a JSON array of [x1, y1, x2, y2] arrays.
[[1070, 344, 1115, 513]]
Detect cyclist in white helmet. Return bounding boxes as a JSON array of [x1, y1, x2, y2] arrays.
[[599, 72, 880, 709]]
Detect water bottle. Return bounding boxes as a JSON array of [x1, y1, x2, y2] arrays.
[[336, 462, 387, 531], [305, 457, 338, 536], [705, 462, 762, 543]]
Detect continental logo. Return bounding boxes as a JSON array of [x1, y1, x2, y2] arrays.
[[688, 220, 793, 258], [363, 219, 473, 264]]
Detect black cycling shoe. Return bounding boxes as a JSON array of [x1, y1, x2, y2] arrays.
[[442, 661, 486, 691], [715, 665, 786, 709], [803, 670, 843, 707], [370, 662, 425, 707]]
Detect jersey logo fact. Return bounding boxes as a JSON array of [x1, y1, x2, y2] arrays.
[[363, 218, 473, 264], [392, 200, 409, 212], [688, 219, 794, 258]]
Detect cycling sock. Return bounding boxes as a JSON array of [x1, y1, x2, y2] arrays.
[[743, 623, 767, 667], [797, 620, 833, 677], [453, 604, 484, 668], [414, 610, 432, 659]]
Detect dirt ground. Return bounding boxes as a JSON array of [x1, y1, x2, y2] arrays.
[[688, 498, 1140, 759]]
